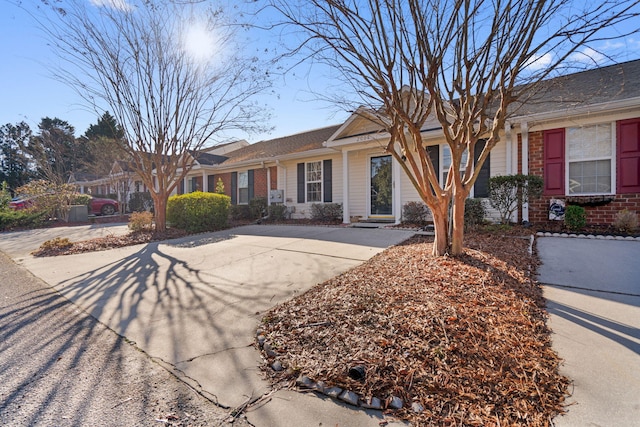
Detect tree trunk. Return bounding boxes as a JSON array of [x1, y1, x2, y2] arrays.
[[450, 192, 467, 256], [430, 203, 450, 256], [152, 192, 168, 232]]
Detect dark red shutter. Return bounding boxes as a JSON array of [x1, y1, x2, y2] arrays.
[[543, 129, 565, 195], [617, 118, 640, 194]]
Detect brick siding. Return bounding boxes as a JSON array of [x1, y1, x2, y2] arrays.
[[527, 130, 640, 226]]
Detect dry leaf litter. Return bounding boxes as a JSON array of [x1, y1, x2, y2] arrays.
[[258, 233, 568, 426]]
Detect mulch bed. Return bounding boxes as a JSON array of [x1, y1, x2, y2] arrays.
[[31, 229, 189, 257], [258, 232, 569, 426]]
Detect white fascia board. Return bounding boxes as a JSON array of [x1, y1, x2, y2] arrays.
[[197, 148, 337, 174], [510, 97, 640, 125]]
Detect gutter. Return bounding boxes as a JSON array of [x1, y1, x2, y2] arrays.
[[510, 96, 640, 124]]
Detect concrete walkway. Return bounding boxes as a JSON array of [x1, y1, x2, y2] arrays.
[[537, 237, 640, 427], [0, 224, 414, 426]]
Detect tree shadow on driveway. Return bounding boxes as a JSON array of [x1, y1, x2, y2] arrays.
[[51, 239, 341, 407]]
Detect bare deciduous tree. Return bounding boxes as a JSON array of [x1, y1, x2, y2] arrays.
[[37, 0, 271, 231], [269, 0, 639, 255]]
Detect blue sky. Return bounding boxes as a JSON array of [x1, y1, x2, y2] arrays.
[[1, 1, 639, 143], [0, 1, 349, 142]]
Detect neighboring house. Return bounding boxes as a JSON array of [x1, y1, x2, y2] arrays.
[[167, 60, 640, 227]]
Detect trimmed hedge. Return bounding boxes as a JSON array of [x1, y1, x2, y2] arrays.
[[166, 191, 230, 233], [0, 209, 47, 231]]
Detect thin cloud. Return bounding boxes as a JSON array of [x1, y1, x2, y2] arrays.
[[570, 47, 606, 65], [524, 53, 553, 71], [90, 0, 133, 12]]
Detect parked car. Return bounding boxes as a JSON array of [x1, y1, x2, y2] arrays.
[[9, 196, 119, 216], [89, 197, 119, 216]]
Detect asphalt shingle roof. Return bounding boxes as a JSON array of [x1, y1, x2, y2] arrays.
[[511, 59, 640, 117], [218, 125, 342, 166]]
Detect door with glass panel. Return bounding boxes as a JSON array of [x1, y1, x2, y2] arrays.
[[370, 155, 393, 216]]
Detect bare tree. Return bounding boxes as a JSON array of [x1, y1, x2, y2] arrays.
[[37, 0, 271, 231], [269, 0, 639, 255]]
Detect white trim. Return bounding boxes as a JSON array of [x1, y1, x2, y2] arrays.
[[267, 166, 271, 206], [511, 96, 640, 124], [521, 122, 529, 222], [304, 160, 323, 203], [392, 156, 402, 224], [565, 121, 616, 196], [367, 153, 395, 218], [505, 121, 513, 174], [342, 150, 350, 223], [237, 171, 249, 205]]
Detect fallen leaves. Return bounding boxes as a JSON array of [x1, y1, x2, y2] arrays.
[[259, 232, 568, 426]]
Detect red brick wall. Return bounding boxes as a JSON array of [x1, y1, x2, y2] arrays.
[[527, 130, 640, 226], [217, 172, 232, 198], [253, 168, 268, 198]]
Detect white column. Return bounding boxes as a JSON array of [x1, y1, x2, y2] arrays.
[[521, 122, 529, 222], [267, 166, 272, 206], [505, 121, 512, 175], [202, 170, 208, 192], [342, 150, 350, 224], [393, 155, 402, 224], [183, 176, 189, 194]]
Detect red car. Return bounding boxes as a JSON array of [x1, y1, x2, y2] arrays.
[[9, 196, 119, 216], [88, 197, 119, 215]]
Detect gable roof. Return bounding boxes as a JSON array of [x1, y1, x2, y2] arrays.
[[219, 125, 342, 166]]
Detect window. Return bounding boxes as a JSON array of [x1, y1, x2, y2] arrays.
[[439, 142, 490, 197], [306, 161, 322, 202], [238, 171, 249, 204], [441, 145, 468, 185], [567, 123, 613, 194]]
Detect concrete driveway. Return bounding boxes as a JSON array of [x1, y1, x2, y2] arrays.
[[537, 237, 640, 427], [0, 224, 414, 426]]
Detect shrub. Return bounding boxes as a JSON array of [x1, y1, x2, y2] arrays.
[[229, 204, 252, 220], [488, 174, 543, 224], [72, 194, 92, 207], [310, 203, 343, 222], [128, 211, 154, 232], [0, 209, 47, 231], [564, 205, 586, 231], [128, 191, 154, 212], [402, 201, 429, 225], [613, 209, 638, 233], [15, 180, 79, 221], [0, 181, 11, 210], [215, 178, 225, 194], [166, 191, 230, 232], [249, 197, 268, 219], [39, 237, 73, 251], [268, 204, 288, 221], [464, 198, 486, 230]]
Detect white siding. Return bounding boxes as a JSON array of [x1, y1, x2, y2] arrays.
[[278, 154, 343, 219]]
